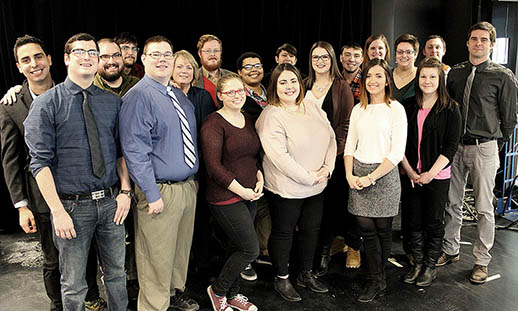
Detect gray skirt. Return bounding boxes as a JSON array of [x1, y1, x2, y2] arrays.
[[348, 158, 401, 218]]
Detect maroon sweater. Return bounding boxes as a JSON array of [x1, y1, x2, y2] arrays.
[[200, 112, 261, 204]]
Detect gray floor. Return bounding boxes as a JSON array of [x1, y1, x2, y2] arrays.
[[1, 214, 518, 311]]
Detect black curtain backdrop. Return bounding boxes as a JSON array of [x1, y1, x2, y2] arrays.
[[0, 0, 371, 230], [1, 0, 371, 92]]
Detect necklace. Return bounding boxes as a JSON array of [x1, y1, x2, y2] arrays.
[[314, 80, 332, 93], [395, 67, 416, 80]]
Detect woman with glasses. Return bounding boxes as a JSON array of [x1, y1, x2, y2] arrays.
[[304, 41, 356, 275], [344, 59, 407, 303], [256, 63, 336, 302], [400, 58, 461, 287], [392, 34, 419, 102], [201, 73, 263, 311]]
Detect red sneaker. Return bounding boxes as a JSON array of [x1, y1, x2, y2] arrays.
[[227, 294, 258, 311], [207, 286, 233, 311]]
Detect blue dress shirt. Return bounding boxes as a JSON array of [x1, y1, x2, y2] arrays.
[[120, 76, 199, 203], [24, 77, 121, 194]]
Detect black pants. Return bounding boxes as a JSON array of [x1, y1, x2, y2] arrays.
[[267, 191, 324, 276], [210, 200, 259, 298], [35, 212, 100, 311], [320, 156, 361, 251], [356, 216, 393, 281], [401, 178, 450, 267]]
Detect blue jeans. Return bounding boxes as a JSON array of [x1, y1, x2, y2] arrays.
[[52, 195, 127, 311]]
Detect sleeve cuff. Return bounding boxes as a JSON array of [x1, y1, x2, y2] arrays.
[[14, 200, 28, 209]]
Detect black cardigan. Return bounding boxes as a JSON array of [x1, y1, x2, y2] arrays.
[[403, 97, 462, 173]]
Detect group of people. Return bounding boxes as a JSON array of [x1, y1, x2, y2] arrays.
[[0, 20, 516, 311]]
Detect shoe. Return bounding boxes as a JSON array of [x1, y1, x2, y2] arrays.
[[330, 238, 346, 256], [346, 248, 361, 268], [436, 252, 460, 267], [274, 277, 302, 302], [357, 280, 386, 303], [296, 270, 329, 293], [416, 266, 437, 287], [227, 294, 258, 311], [255, 255, 272, 266], [240, 264, 257, 281], [315, 254, 331, 277], [207, 286, 233, 311], [85, 297, 107, 311], [470, 264, 488, 284], [170, 291, 200, 311], [402, 264, 423, 284]]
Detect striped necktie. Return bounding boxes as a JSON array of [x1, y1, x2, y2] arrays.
[[166, 87, 197, 169]]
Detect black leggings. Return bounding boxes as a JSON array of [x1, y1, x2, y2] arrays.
[[267, 191, 324, 276], [355, 216, 393, 280]]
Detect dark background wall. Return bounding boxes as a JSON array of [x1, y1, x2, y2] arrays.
[[0, 0, 513, 230]]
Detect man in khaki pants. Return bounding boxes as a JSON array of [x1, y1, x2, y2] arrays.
[[119, 35, 199, 311]]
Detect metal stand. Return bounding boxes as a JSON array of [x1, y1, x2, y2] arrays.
[[496, 126, 518, 218]]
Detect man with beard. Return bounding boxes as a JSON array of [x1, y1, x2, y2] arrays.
[[193, 34, 232, 107], [340, 42, 363, 104], [115, 32, 144, 79], [94, 38, 139, 97]]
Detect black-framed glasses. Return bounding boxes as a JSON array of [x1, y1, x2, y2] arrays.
[[220, 88, 245, 97], [99, 52, 122, 61], [396, 49, 415, 56], [121, 46, 139, 53], [242, 63, 263, 71], [311, 54, 330, 62], [147, 52, 174, 60], [201, 49, 221, 54], [70, 48, 99, 57]]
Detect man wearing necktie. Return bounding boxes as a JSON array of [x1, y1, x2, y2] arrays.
[[24, 33, 132, 311], [440, 22, 518, 284], [119, 36, 200, 311]]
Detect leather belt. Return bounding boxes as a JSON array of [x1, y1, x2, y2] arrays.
[[462, 137, 493, 145], [58, 185, 117, 201]]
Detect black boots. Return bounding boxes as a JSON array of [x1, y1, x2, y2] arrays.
[[416, 266, 437, 287], [296, 270, 329, 293], [402, 264, 423, 284], [315, 244, 331, 277], [274, 277, 301, 302], [358, 274, 386, 303]]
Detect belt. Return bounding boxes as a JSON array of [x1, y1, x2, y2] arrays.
[[156, 179, 184, 185], [462, 137, 493, 145], [58, 185, 117, 201]]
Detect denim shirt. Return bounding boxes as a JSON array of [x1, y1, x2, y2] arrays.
[[24, 77, 122, 194]]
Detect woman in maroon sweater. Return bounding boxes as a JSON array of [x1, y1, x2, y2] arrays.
[[201, 73, 263, 311]]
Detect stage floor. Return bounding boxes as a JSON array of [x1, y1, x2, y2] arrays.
[[1, 215, 517, 311]]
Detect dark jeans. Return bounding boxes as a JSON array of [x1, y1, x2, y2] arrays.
[[52, 195, 127, 311], [35, 212, 100, 311], [320, 156, 361, 251], [401, 177, 450, 267], [210, 200, 259, 297], [267, 191, 324, 276], [356, 216, 393, 281]]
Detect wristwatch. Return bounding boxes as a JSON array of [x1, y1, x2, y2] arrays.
[[119, 189, 134, 198]]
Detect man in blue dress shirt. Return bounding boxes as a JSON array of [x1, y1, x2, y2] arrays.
[[24, 33, 132, 311], [119, 36, 200, 311]]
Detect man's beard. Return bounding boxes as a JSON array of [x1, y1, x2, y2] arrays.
[[100, 67, 122, 82], [201, 58, 222, 72]]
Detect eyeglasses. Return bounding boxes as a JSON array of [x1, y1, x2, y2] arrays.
[[69, 48, 99, 57], [311, 54, 330, 62], [147, 52, 174, 60], [242, 63, 263, 71], [121, 46, 139, 53], [99, 52, 122, 61], [201, 49, 221, 54], [396, 49, 415, 56], [220, 88, 245, 97]]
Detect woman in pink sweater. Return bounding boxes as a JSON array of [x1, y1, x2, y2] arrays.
[[256, 63, 337, 302]]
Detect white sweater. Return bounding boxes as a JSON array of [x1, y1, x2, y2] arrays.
[[344, 100, 407, 166]]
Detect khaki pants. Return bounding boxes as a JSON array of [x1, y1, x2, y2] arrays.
[[134, 179, 197, 311]]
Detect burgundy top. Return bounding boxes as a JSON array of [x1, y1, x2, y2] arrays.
[[200, 112, 261, 204]]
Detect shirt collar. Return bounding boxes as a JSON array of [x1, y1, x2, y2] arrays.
[[142, 75, 169, 95], [469, 59, 490, 72], [202, 66, 220, 79], [64, 77, 97, 95]]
